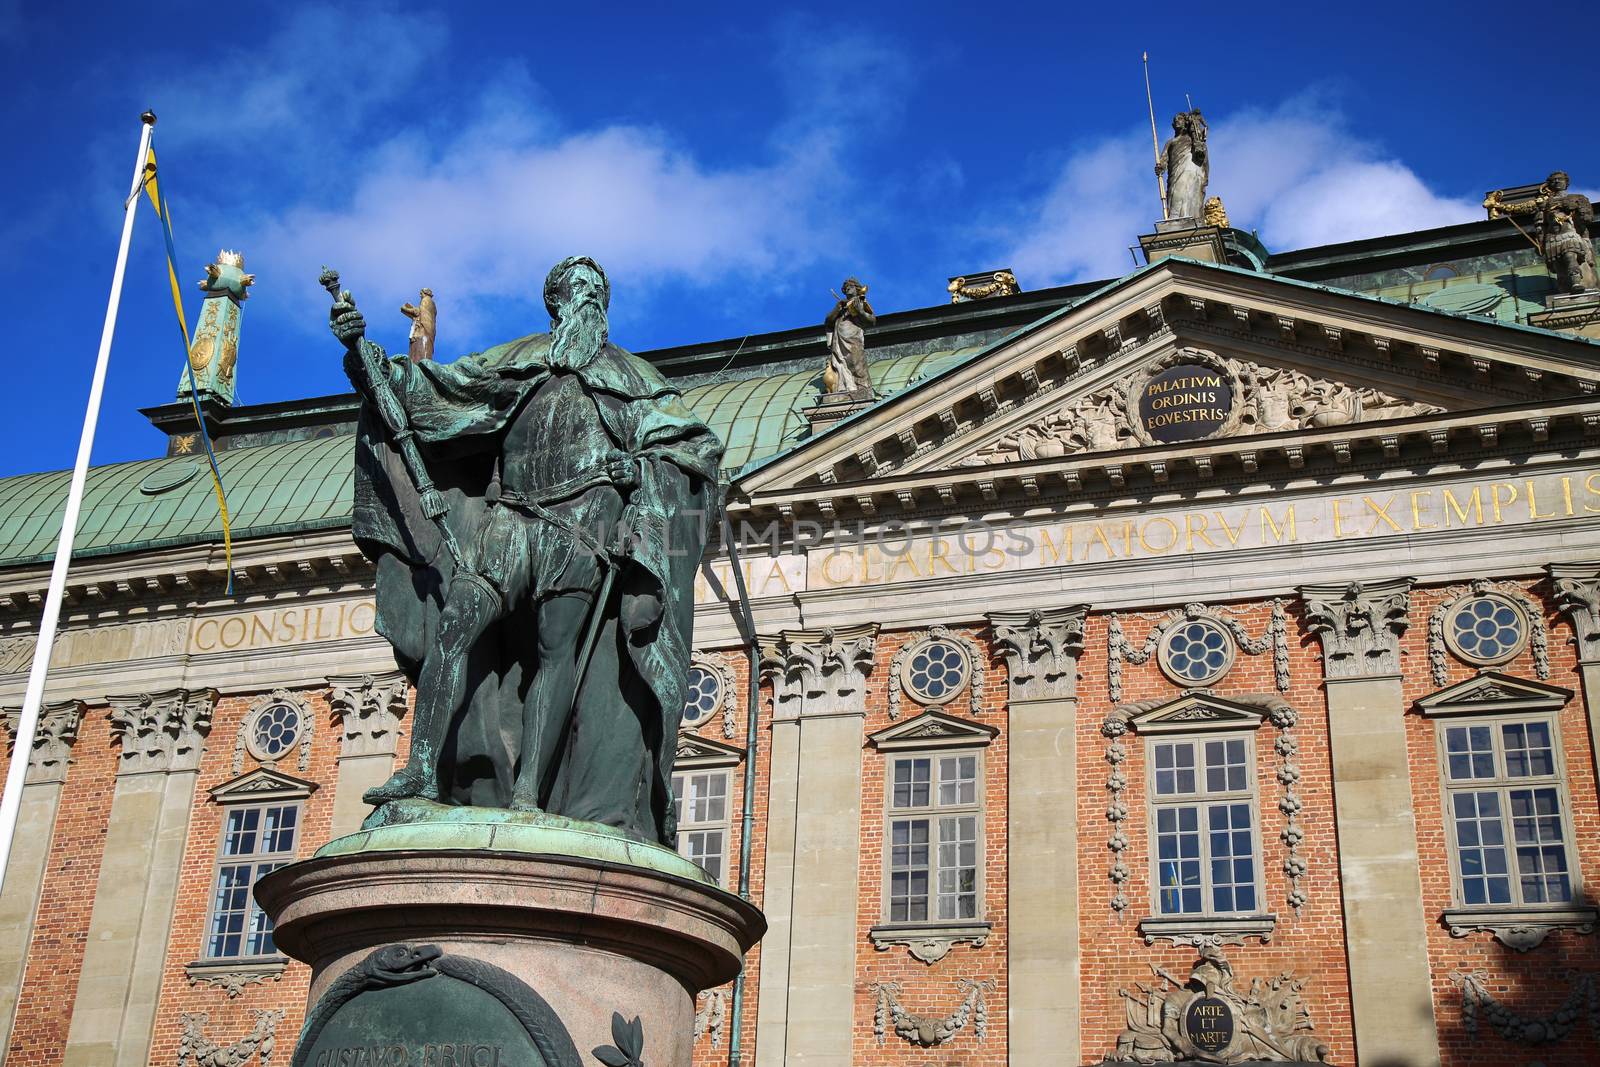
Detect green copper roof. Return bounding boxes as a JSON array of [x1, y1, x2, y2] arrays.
[[0, 345, 978, 568]]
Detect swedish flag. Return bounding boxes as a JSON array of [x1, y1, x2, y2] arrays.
[[142, 147, 235, 594]]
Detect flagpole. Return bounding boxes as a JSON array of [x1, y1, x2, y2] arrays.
[[0, 111, 156, 894]]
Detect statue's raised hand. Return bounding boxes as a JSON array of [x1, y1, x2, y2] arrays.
[[330, 301, 367, 352]]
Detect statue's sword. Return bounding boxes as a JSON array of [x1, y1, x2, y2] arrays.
[[320, 268, 464, 569]]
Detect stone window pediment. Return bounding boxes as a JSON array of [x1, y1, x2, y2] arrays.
[[208, 766, 317, 806], [869, 710, 998, 751], [1416, 671, 1571, 717], [674, 734, 744, 770]]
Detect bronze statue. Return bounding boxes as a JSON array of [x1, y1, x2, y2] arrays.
[[1486, 171, 1598, 294], [824, 278, 875, 398], [325, 257, 723, 845], [1156, 109, 1209, 222], [401, 288, 437, 361]]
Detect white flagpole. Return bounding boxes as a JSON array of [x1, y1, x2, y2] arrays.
[[0, 112, 156, 894]]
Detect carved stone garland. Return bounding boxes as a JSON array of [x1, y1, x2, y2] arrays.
[[1427, 579, 1550, 686], [1107, 601, 1289, 702], [232, 689, 314, 776], [693, 989, 726, 1047], [1452, 971, 1600, 1046], [177, 1009, 284, 1067], [186, 967, 283, 999], [870, 979, 995, 1047], [1102, 693, 1307, 917], [887, 625, 985, 720]]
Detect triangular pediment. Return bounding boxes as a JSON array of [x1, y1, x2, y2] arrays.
[[869, 709, 998, 750], [1417, 671, 1572, 717], [1124, 692, 1270, 735], [732, 258, 1600, 512], [675, 734, 745, 768], [208, 766, 317, 804]]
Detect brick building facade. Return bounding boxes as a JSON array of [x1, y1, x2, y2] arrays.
[[2, 201, 1600, 1067]]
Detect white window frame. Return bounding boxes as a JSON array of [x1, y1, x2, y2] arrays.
[[672, 768, 731, 887], [201, 799, 302, 961], [1144, 732, 1266, 920], [883, 749, 984, 924]]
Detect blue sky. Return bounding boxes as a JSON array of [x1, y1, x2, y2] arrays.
[[3, 0, 1595, 478]]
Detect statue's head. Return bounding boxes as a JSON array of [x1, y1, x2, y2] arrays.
[[1547, 171, 1571, 193], [543, 256, 611, 319], [1172, 112, 1189, 134], [842, 277, 864, 297], [420, 287, 433, 298]]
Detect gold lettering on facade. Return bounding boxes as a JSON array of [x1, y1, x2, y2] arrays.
[[189, 601, 378, 655]]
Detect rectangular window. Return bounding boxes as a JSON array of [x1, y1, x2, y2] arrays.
[[887, 753, 980, 923], [1442, 717, 1575, 907], [1149, 736, 1260, 917], [203, 803, 299, 959], [672, 770, 730, 886]]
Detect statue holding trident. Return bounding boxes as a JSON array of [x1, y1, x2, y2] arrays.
[[324, 258, 723, 845]]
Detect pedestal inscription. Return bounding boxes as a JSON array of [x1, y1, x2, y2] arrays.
[[294, 945, 580, 1067]]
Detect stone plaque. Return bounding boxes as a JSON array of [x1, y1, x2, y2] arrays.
[[294, 945, 581, 1067], [1138, 364, 1232, 442], [1182, 995, 1235, 1055]]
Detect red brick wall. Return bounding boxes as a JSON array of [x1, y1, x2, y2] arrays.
[[1403, 579, 1600, 1067], [1075, 600, 1357, 1064], [4, 701, 117, 1067]]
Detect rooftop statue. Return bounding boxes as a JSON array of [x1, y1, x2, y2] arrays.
[[401, 287, 436, 362], [323, 257, 724, 845], [823, 277, 875, 398], [1155, 109, 1209, 222], [1486, 171, 1598, 295]]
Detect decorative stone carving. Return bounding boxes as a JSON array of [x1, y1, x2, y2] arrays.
[[1549, 561, 1600, 661], [1299, 578, 1413, 679], [1109, 947, 1333, 1064], [870, 978, 994, 1047], [823, 278, 875, 399], [1452, 970, 1600, 1044], [760, 625, 878, 720], [952, 350, 1442, 468], [184, 959, 286, 999], [1101, 709, 1134, 913], [106, 688, 216, 775], [1137, 914, 1276, 948], [1267, 699, 1308, 916], [0, 699, 85, 784], [1444, 907, 1598, 952], [1428, 579, 1549, 684], [947, 270, 1019, 304], [326, 672, 408, 759], [869, 921, 992, 963], [233, 689, 313, 775], [1106, 601, 1289, 702], [1486, 171, 1598, 295], [177, 1008, 284, 1067], [693, 989, 726, 1047], [986, 605, 1088, 701], [887, 625, 984, 719]]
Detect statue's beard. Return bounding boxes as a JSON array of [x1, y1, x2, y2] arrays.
[[550, 297, 608, 370]]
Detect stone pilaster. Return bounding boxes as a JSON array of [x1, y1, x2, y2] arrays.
[[64, 689, 215, 1067], [1299, 579, 1439, 1067], [754, 625, 876, 1067], [0, 700, 84, 1056], [1549, 562, 1600, 776], [326, 672, 409, 838], [987, 606, 1087, 1067]]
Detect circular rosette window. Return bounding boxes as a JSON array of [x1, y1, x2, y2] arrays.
[[1445, 594, 1529, 666], [901, 638, 972, 706], [1158, 619, 1236, 686], [247, 701, 303, 762], [682, 664, 724, 726]]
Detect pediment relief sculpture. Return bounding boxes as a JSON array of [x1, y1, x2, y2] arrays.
[[952, 348, 1442, 469]]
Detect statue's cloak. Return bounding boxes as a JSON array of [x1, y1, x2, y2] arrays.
[[350, 333, 723, 839]]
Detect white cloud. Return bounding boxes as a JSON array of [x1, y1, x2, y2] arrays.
[[1002, 97, 1481, 287]]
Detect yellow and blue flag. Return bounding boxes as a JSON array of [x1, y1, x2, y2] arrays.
[[142, 147, 236, 595]]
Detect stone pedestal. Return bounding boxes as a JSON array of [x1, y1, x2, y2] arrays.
[[1138, 221, 1228, 265], [257, 814, 764, 1067], [1530, 291, 1600, 338]]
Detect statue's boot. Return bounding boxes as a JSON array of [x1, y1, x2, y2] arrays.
[[363, 764, 441, 805]]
